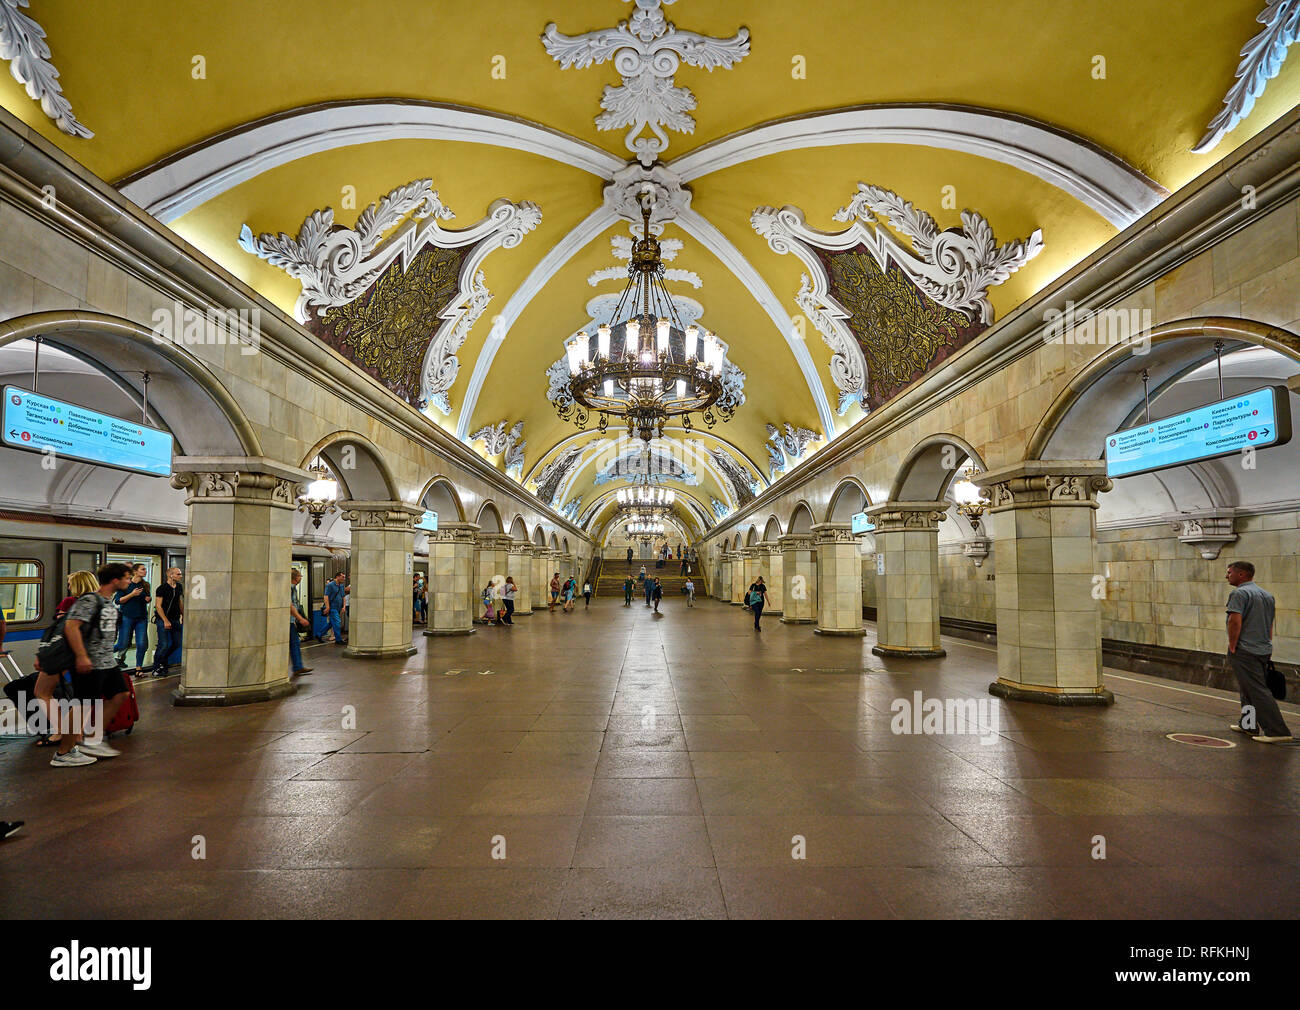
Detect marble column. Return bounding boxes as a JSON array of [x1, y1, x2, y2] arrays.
[[424, 521, 478, 636], [730, 550, 747, 605], [718, 554, 732, 602], [340, 500, 421, 659], [779, 532, 817, 624], [813, 522, 865, 636], [475, 533, 513, 623], [868, 501, 948, 658], [170, 458, 305, 706], [763, 543, 784, 615], [509, 540, 533, 615], [979, 462, 1115, 706], [527, 548, 548, 610], [741, 548, 763, 599]]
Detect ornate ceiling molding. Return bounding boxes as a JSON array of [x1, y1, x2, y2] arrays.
[[752, 184, 1043, 412], [711, 448, 760, 508], [1194, 0, 1300, 153], [238, 179, 541, 415], [469, 419, 526, 478], [672, 104, 1166, 228], [542, 0, 751, 167], [593, 447, 700, 486], [765, 422, 820, 480], [588, 222, 701, 288], [118, 101, 623, 223], [0, 0, 92, 138]]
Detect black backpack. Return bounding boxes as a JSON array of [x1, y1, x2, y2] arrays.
[[36, 593, 102, 673]]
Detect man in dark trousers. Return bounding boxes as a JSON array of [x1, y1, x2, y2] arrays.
[[1225, 561, 1291, 742], [747, 576, 769, 632], [150, 566, 184, 677]]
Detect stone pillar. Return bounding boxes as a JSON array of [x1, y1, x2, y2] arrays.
[[718, 554, 732, 602], [742, 548, 763, 598], [979, 462, 1115, 706], [340, 500, 421, 659], [730, 550, 747, 605], [170, 459, 305, 706], [425, 521, 478, 636], [763, 543, 784, 614], [509, 541, 533, 615], [531, 548, 549, 610], [475, 533, 513, 623], [812, 523, 865, 636], [868, 501, 948, 658], [779, 533, 817, 624]]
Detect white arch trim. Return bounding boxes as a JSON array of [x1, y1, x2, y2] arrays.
[[671, 105, 1167, 228], [118, 101, 625, 223]]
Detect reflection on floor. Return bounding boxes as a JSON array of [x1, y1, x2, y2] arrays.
[[4, 596, 1300, 919]]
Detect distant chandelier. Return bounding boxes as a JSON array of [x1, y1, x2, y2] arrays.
[[298, 458, 340, 529], [554, 200, 733, 444], [617, 487, 675, 507]]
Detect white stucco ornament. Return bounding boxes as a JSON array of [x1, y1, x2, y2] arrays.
[[543, 0, 750, 166], [0, 0, 92, 137]]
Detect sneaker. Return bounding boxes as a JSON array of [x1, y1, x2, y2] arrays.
[[51, 748, 97, 767], [1252, 734, 1296, 744], [1, 820, 23, 838], [294, 667, 314, 675], [1229, 723, 1257, 735], [78, 739, 121, 759]]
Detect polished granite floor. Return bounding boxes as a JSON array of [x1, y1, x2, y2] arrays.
[[3, 596, 1300, 919]]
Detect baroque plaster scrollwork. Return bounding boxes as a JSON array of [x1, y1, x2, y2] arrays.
[[752, 185, 1043, 411], [469, 419, 526, 480], [764, 422, 819, 478], [542, 0, 751, 167], [238, 178, 541, 415], [0, 0, 92, 137], [1194, 0, 1300, 153]]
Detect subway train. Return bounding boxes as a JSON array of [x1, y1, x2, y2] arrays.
[[0, 519, 367, 674]]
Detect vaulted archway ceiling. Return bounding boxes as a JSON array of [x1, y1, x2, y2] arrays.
[[5, 0, 1300, 524]]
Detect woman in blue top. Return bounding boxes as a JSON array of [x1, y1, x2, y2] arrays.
[[562, 578, 576, 613]]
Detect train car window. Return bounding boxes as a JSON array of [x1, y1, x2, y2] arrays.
[[0, 559, 42, 623]]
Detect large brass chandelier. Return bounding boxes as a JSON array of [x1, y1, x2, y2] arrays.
[[555, 201, 732, 444]]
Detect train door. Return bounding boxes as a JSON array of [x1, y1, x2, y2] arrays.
[[107, 550, 164, 668], [63, 542, 103, 590]]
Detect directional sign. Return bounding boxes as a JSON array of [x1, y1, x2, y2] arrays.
[[1104, 385, 1291, 479], [3, 384, 173, 476], [851, 511, 875, 534], [415, 510, 438, 531]]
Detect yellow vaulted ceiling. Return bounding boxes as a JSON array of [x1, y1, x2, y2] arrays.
[[3, 0, 1300, 524]]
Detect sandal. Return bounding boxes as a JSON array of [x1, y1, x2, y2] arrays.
[[34, 735, 62, 747]]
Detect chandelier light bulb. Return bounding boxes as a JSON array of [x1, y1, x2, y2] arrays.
[[685, 325, 698, 360], [675, 378, 686, 399], [617, 488, 627, 503], [666, 490, 675, 505], [566, 336, 584, 372], [597, 323, 611, 358], [656, 317, 670, 354], [625, 319, 640, 356], [604, 378, 614, 397]]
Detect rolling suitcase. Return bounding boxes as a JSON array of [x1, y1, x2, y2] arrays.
[[1, 650, 24, 684], [105, 672, 139, 736]]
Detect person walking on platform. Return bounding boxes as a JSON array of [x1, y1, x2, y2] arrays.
[[289, 569, 312, 675], [502, 577, 518, 626], [549, 572, 561, 612], [644, 573, 654, 607], [1225, 561, 1292, 742], [562, 578, 576, 613], [64, 563, 132, 761], [627, 546, 634, 568], [583, 581, 592, 609], [323, 572, 347, 645], [651, 578, 663, 613], [151, 566, 184, 677], [747, 576, 769, 632], [112, 563, 150, 676], [684, 577, 695, 607], [623, 576, 634, 607]]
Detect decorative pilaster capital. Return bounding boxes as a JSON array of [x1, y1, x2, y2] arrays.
[[170, 456, 310, 510], [962, 537, 992, 567], [1168, 508, 1238, 560], [976, 461, 1112, 511], [429, 521, 480, 545], [866, 501, 949, 532], [338, 500, 423, 531], [811, 522, 857, 545], [777, 533, 816, 551], [508, 540, 534, 556], [474, 532, 515, 550]]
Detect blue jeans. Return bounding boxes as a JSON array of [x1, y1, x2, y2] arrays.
[[153, 621, 182, 671], [114, 615, 148, 669], [324, 607, 342, 642], [289, 626, 304, 671]]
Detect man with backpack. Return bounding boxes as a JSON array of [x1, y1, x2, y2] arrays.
[[747, 576, 769, 632], [60, 563, 133, 762]]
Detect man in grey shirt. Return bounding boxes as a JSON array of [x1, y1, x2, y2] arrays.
[[1225, 560, 1291, 743]]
